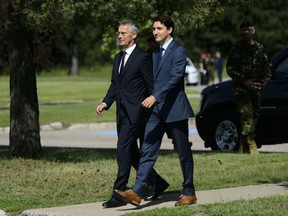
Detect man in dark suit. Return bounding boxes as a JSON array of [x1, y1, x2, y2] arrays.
[[96, 20, 168, 208], [115, 16, 197, 207]]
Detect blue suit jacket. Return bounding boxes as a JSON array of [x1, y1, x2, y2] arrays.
[[152, 40, 194, 123]]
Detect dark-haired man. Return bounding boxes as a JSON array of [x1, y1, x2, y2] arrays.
[[227, 22, 272, 154], [114, 16, 197, 207]]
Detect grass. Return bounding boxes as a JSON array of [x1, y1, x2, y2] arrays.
[[0, 67, 200, 128], [1, 68, 287, 215], [0, 148, 287, 215], [124, 195, 288, 216]]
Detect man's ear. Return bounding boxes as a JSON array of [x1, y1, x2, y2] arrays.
[[251, 27, 256, 34], [168, 27, 173, 35]]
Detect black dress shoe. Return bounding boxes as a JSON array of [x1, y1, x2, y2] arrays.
[[146, 180, 169, 201], [102, 196, 127, 208]]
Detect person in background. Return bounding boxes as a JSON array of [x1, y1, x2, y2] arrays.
[[96, 19, 168, 208], [199, 53, 210, 85], [214, 51, 223, 83], [226, 21, 272, 154], [206, 53, 215, 84], [114, 16, 196, 207]]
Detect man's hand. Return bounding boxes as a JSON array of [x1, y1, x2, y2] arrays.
[[259, 79, 268, 88], [142, 95, 156, 108], [243, 79, 262, 91], [96, 103, 107, 116]]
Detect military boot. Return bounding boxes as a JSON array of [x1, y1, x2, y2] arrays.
[[247, 139, 259, 155]]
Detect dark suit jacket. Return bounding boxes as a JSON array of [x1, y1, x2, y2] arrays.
[[103, 46, 153, 124], [152, 40, 194, 122]]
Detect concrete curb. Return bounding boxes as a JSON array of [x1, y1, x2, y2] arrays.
[[0, 122, 117, 133], [1, 120, 194, 133], [0, 210, 7, 216]]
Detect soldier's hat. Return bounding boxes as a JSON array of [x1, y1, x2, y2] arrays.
[[239, 21, 254, 29]]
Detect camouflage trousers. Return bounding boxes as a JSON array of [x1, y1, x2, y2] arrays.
[[233, 89, 260, 140]]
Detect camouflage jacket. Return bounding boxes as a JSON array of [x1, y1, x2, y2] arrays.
[[227, 40, 272, 88]]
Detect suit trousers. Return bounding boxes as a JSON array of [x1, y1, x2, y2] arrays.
[[113, 105, 161, 192], [133, 111, 195, 196]]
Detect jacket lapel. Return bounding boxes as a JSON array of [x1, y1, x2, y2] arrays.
[[153, 52, 158, 78], [115, 52, 122, 78], [119, 46, 139, 80], [154, 41, 176, 78]]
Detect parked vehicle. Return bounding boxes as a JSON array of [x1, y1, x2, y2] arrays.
[[185, 57, 199, 86], [196, 47, 288, 151]]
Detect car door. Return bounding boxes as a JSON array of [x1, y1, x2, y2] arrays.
[[257, 54, 288, 144]]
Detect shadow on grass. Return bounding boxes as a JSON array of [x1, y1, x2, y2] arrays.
[[3, 145, 280, 164], [0, 145, 220, 163]]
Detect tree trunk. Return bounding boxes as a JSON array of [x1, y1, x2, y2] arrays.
[[8, 27, 42, 159], [68, 43, 79, 76]]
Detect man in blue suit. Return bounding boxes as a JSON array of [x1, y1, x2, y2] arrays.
[[115, 16, 197, 207]]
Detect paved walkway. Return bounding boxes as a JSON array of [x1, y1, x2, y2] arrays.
[[19, 182, 288, 216], [1, 121, 288, 152]]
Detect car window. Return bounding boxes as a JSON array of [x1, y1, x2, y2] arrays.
[[186, 58, 193, 66], [274, 56, 288, 80]]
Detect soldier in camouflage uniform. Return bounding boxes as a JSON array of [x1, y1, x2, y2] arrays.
[[227, 22, 272, 155]]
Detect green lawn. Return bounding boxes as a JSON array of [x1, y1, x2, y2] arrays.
[[1, 69, 287, 216], [0, 147, 287, 216], [125, 195, 288, 216], [0, 69, 200, 127]]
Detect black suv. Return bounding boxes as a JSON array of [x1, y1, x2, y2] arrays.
[[196, 47, 288, 151]]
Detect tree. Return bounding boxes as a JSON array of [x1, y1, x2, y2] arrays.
[[1, 0, 253, 159], [2, 1, 96, 158], [181, 0, 288, 62], [5, 1, 42, 158]]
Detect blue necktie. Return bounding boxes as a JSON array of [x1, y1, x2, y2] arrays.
[[157, 47, 164, 70]]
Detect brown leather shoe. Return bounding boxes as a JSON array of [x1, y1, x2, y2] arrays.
[[175, 195, 197, 206], [114, 189, 141, 206]]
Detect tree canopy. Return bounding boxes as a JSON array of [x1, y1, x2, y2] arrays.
[[3, 0, 286, 72], [184, 0, 288, 61], [2, 0, 282, 158]]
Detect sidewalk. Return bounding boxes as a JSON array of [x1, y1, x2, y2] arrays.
[[1, 121, 287, 152], [20, 182, 288, 216]]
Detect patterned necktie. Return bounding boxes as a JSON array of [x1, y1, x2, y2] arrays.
[[157, 47, 164, 70], [119, 51, 126, 74]]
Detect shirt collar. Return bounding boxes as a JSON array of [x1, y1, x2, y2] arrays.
[[123, 44, 136, 56], [161, 38, 173, 50]]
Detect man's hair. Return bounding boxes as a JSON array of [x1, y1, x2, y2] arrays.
[[119, 20, 139, 34], [152, 16, 174, 36], [240, 21, 254, 29]]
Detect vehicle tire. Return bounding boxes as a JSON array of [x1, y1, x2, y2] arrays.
[[208, 110, 240, 152]]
